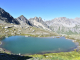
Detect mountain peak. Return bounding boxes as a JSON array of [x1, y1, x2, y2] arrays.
[[20, 15, 24, 17], [17, 15, 27, 21], [16, 15, 33, 26], [34, 16, 38, 19], [29, 17, 50, 30], [0, 7, 20, 24]]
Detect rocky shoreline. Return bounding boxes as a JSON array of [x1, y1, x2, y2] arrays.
[[0, 36, 79, 55], [65, 37, 80, 51], [0, 41, 2, 45]]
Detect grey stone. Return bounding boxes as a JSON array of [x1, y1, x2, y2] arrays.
[[16, 15, 33, 26], [0, 7, 20, 24], [45, 17, 80, 34], [29, 17, 50, 30]]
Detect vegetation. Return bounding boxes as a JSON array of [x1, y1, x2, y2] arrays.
[[29, 50, 80, 60], [0, 24, 59, 40], [0, 24, 80, 60], [65, 34, 80, 46]]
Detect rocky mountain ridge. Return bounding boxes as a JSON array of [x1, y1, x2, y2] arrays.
[[15, 15, 33, 27], [29, 17, 51, 31], [45, 17, 80, 34], [0, 7, 50, 31], [1, 7, 80, 35], [46, 17, 80, 27], [0, 7, 20, 24]]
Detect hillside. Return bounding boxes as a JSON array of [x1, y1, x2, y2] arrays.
[[0, 7, 20, 24], [0, 7, 59, 39], [45, 17, 80, 35], [0, 7, 80, 60], [29, 17, 51, 31], [16, 15, 33, 27]]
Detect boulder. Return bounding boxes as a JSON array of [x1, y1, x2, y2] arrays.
[[32, 30, 35, 32]]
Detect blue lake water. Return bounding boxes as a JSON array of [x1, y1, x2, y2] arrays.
[[0, 36, 77, 55]]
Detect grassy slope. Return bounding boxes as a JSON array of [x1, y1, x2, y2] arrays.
[[29, 51, 80, 60], [0, 23, 59, 39], [0, 23, 80, 60]]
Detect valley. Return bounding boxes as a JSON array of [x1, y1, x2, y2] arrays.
[[0, 7, 80, 60]]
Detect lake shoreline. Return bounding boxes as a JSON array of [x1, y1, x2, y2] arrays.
[[1, 45, 77, 56], [24, 47, 77, 55], [64, 37, 80, 51], [39, 36, 80, 52], [0, 41, 2, 45], [0, 35, 79, 55]]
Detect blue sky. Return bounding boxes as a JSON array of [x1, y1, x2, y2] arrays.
[[0, 0, 80, 20]]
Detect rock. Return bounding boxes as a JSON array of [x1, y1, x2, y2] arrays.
[[0, 7, 20, 24], [46, 56, 48, 57], [0, 25, 2, 26], [11, 23, 13, 24], [20, 26, 21, 27], [25, 36, 28, 37], [11, 33, 14, 35], [29, 17, 50, 30], [32, 30, 35, 32], [5, 31, 8, 32], [4, 26, 8, 28], [4, 26, 13, 29], [13, 25, 18, 27], [5, 29, 7, 30], [38, 36, 40, 37], [5, 36, 8, 38], [72, 40, 75, 42], [0, 48, 3, 51], [51, 56, 52, 57], [13, 29, 16, 30], [14, 31, 16, 33], [53, 37, 54, 38], [19, 53, 21, 55], [22, 27, 23, 29], [18, 30, 21, 32], [26, 27, 28, 29], [16, 15, 33, 26], [2, 27, 4, 29], [17, 33, 21, 34], [0, 41, 2, 45]]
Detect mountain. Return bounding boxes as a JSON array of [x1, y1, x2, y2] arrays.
[[0, 7, 20, 24], [0, 7, 58, 38], [29, 17, 51, 31], [0, 7, 51, 31], [16, 15, 33, 26], [1, 7, 80, 35], [45, 17, 80, 34]]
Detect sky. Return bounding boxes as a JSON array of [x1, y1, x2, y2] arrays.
[[0, 0, 80, 20]]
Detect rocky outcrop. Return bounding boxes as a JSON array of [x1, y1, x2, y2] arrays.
[[16, 15, 33, 26], [45, 17, 80, 34], [46, 17, 77, 27], [0, 7, 20, 24], [29, 17, 51, 31]]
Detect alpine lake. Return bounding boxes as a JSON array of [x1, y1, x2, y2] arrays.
[[0, 36, 77, 55]]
